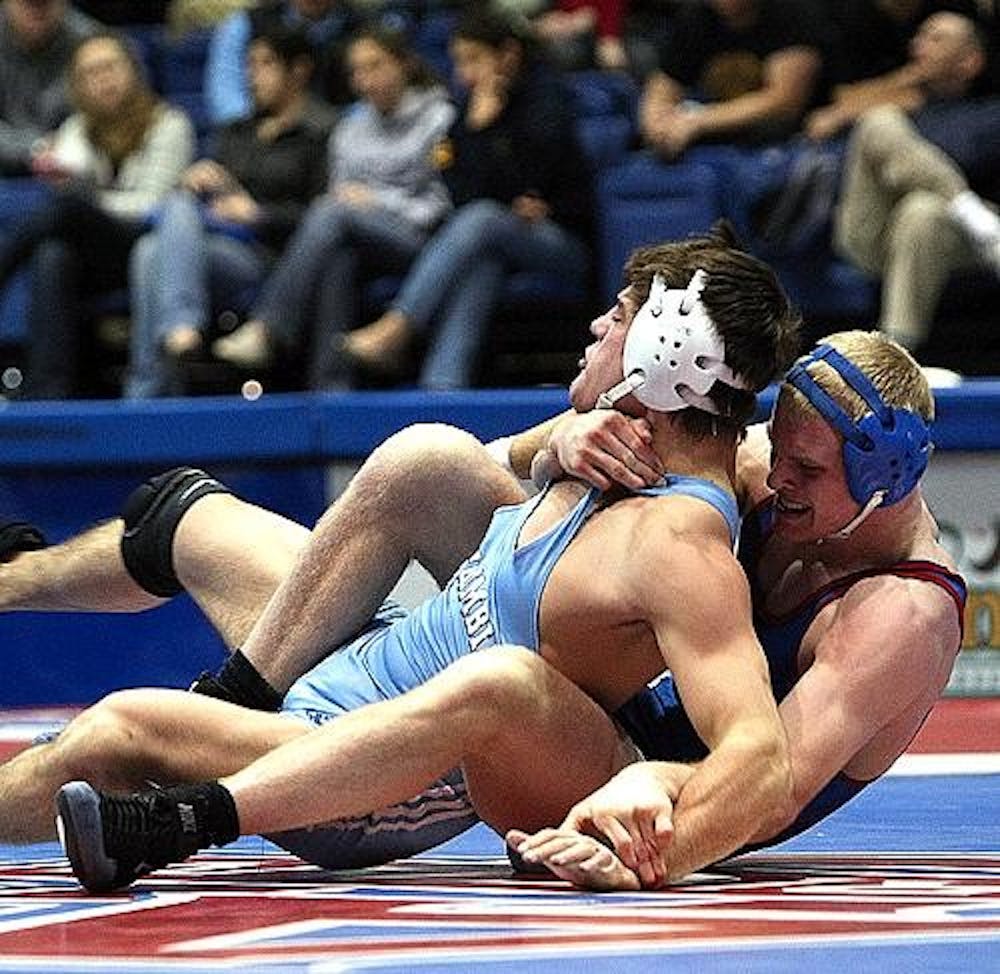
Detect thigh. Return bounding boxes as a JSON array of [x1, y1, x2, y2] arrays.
[[462, 650, 637, 835], [346, 206, 427, 268], [173, 492, 310, 648], [490, 215, 588, 277], [274, 618, 480, 869], [67, 686, 310, 786]]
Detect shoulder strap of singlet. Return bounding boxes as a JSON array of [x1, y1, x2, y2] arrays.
[[638, 475, 741, 547], [743, 497, 967, 635], [814, 560, 968, 634]]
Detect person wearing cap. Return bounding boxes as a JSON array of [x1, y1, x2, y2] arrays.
[[9, 230, 802, 891]]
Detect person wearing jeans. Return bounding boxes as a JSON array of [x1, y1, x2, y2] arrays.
[[212, 24, 454, 388], [344, 7, 593, 389], [124, 22, 331, 397]]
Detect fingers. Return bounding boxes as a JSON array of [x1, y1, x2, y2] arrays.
[[508, 828, 642, 892], [552, 414, 664, 491]]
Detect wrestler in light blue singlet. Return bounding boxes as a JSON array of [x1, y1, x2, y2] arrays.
[[274, 474, 739, 869]]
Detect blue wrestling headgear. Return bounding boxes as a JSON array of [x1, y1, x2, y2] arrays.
[[598, 270, 753, 412], [785, 344, 930, 510]]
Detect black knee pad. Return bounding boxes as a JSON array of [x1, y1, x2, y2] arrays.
[[0, 520, 47, 561], [120, 466, 230, 597]]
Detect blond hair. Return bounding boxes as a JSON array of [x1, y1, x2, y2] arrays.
[[779, 330, 934, 424]]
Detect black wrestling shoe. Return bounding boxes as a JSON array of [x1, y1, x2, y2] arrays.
[[0, 520, 46, 561], [56, 781, 203, 893]]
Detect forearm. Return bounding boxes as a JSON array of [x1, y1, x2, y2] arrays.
[[688, 87, 804, 141], [656, 731, 791, 882], [508, 412, 572, 480]]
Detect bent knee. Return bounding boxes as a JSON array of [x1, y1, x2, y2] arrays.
[[364, 424, 485, 488], [54, 690, 158, 774], [853, 105, 910, 155], [445, 646, 548, 716]]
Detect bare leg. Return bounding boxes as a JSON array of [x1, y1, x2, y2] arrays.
[[0, 492, 309, 651], [172, 493, 309, 648], [0, 688, 304, 843], [0, 520, 161, 613], [240, 424, 526, 694], [226, 648, 633, 839]]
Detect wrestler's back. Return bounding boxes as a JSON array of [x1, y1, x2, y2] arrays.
[[526, 479, 739, 712]]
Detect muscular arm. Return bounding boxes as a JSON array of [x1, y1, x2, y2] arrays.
[[686, 47, 822, 142], [506, 411, 664, 490], [507, 413, 571, 480], [805, 65, 924, 140], [632, 534, 792, 881], [748, 574, 961, 842]]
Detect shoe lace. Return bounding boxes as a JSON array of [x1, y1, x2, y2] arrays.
[[101, 792, 196, 875]]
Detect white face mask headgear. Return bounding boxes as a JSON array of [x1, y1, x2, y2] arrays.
[[596, 270, 754, 412]]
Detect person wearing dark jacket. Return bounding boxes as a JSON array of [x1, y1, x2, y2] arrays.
[[125, 22, 332, 397], [343, 6, 594, 390]]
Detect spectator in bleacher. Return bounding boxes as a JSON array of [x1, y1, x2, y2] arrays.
[[166, 0, 255, 38], [0, 31, 194, 398], [204, 0, 359, 125], [834, 104, 1000, 355], [0, 0, 98, 176], [639, 0, 830, 159], [124, 23, 332, 399], [805, 7, 993, 141], [820, 0, 983, 89], [212, 24, 454, 389], [340, 5, 593, 389]]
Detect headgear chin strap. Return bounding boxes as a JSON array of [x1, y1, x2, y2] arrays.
[[785, 344, 931, 535], [597, 270, 753, 412]]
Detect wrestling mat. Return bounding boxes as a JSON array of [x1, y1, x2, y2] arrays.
[[0, 698, 996, 973]]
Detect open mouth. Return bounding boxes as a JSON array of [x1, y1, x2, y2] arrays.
[[776, 495, 809, 516]]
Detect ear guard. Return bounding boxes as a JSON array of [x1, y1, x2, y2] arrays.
[[598, 270, 753, 412], [785, 344, 930, 508]]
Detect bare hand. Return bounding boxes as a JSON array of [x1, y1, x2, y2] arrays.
[[209, 191, 259, 224], [549, 412, 663, 491], [647, 106, 701, 159], [466, 70, 509, 129], [562, 770, 675, 889], [30, 149, 76, 185], [511, 194, 550, 223], [804, 105, 844, 142], [596, 35, 629, 72], [334, 181, 376, 209], [182, 159, 235, 196], [506, 827, 641, 891]]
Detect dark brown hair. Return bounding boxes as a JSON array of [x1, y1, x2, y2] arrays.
[[624, 222, 802, 434], [350, 22, 442, 90]]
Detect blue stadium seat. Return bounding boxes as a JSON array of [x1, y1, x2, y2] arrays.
[[0, 180, 54, 347], [566, 70, 638, 123], [596, 152, 723, 303], [153, 28, 214, 147]]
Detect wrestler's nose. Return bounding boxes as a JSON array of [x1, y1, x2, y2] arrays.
[[767, 458, 793, 492]]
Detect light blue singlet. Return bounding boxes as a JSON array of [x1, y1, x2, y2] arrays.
[[274, 474, 739, 869]]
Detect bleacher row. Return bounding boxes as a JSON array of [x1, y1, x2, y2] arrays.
[[2, 19, 999, 393]]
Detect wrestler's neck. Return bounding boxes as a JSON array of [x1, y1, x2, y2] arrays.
[[647, 410, 738, 495]]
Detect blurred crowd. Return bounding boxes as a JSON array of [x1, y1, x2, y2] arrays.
[[1, 0, 998, 399]]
